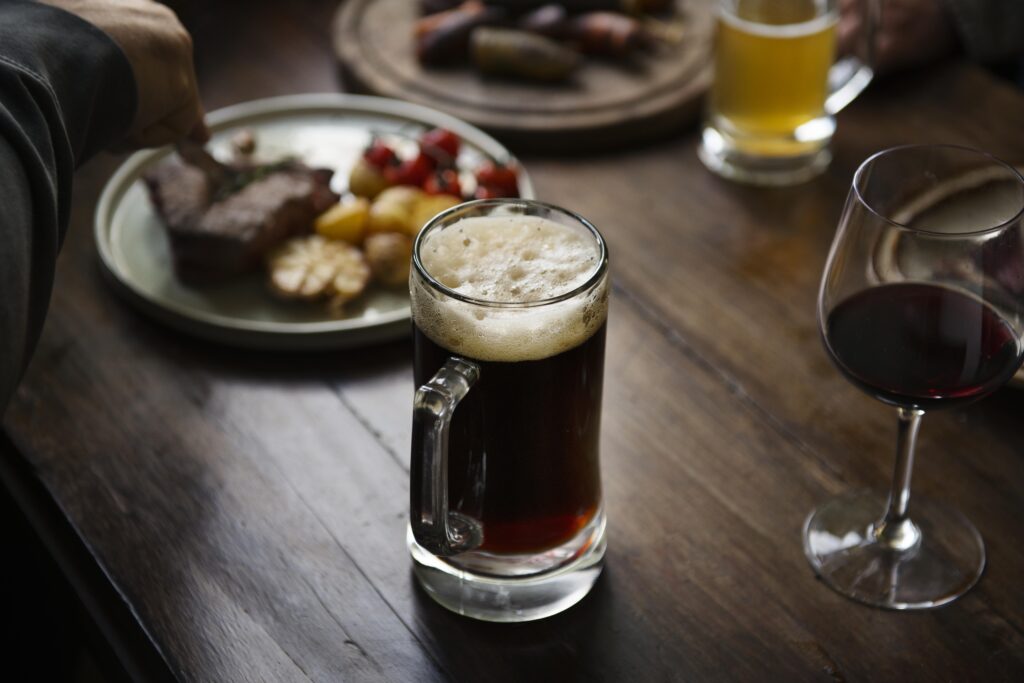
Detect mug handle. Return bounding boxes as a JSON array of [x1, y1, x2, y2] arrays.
[[410, 357, 483, 557], [824, 0, 881, 115]]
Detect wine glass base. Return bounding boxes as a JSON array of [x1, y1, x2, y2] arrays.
[[803, 490, 985, 610]]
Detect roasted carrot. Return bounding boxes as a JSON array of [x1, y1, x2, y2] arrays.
[[566, 11, 652, 57], [416, 1, 508, 65]]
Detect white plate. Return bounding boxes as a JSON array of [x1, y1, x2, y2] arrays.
[[95, 93, 534, 351]]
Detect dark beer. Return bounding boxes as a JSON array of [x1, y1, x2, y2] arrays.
[[413, 322, 605, 554], [411, 212, 608, 556]]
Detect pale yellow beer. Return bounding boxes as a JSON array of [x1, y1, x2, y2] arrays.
[[712, 7, 837, 143], [698, 0, 875, 185]]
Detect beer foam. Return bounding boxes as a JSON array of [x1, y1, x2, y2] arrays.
[[413, 215, 608, 362], [719, 5, 838, 38]]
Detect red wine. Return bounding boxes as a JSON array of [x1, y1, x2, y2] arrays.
[[824, 283, 1022, 409]]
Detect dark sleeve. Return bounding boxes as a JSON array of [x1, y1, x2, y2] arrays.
[[0, 0, 137, 412]]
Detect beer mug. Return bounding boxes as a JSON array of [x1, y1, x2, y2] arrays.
[[699, 0, 880, 185], [408, 199, 609, 622]]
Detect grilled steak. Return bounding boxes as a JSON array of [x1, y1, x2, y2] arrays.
[[144, 154, 338, 284]]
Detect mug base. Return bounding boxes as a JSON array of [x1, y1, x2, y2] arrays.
[[409, 511, 606, 622], [698, 121, 832, 187]]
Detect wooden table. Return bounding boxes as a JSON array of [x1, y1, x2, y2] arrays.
[[4, 1, 1024, 680]]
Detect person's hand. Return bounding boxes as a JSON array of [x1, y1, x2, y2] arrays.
[[41, 0, 208, 148], [839, 0, 960, 74]]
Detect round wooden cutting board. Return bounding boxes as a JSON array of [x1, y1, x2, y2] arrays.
[[333, 0, 714, 153]]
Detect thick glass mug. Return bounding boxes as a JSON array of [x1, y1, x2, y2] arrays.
[[699, 0, 880, 185], [408, 199, 609, 622]]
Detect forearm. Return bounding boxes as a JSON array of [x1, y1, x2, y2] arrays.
[[0, 0, 136, 411], [943, 0, 1024, 63], [0, 132, 43, 414]]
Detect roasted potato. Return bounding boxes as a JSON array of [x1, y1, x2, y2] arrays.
[[364, 232, 414, 287], [315, 198, 371, 243]]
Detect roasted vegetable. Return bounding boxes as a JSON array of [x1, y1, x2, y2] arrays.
[[314, 198, 370, 243], [419, 127, 461, 163], [474, 159, 520, 196], [424, 169, 462, 197], [384, 152, 435, 187], [517, 4, 569, 37], [567, 11, 652, 57], [364, 232, 414, 287], [363, 139, 398, 168], [267, 235, 370, 306], [471, 27, 579, 82], [348, 158, 389, 198], [410, 194, 462, 234], [482, 0, 672, 15], [349, 140, 399, 198], [368, 186, 427, 236], [416, 1, 508, 65]]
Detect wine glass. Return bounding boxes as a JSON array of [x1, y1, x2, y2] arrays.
[[806, 144, 1024, 609]]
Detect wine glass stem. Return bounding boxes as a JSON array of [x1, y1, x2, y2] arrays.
[[873, 407, 924, 551]]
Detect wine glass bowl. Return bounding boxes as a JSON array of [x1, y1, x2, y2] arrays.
[[806, 145, 1024, 609]]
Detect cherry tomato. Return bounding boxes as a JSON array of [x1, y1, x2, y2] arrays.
[[363, 140, 397, 169], [384, 152, 433, 187], [474, 160, 519, 196], [419, 128, 461, 162], [424, 169, 462, 197], [473, 184, 508, 200]]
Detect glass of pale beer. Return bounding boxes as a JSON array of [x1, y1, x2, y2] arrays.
[[408, 199, 609, 622], [699, 0, 879, 185]]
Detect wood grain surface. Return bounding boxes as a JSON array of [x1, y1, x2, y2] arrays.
[[334, 0, 713, 153], [3, 1, 1024, 681]]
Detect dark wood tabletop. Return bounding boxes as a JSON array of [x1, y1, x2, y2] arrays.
[[3, 1, 1024, 681]]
